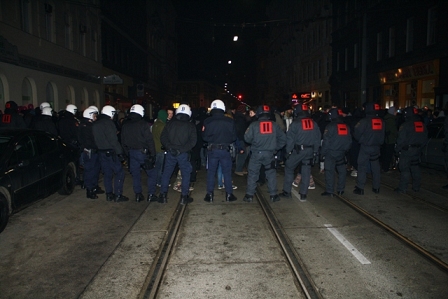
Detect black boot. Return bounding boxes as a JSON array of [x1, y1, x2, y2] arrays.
[[86, 189, 98, 199], [353, 186, 364, 195], [180, 194, 193, 205], [279, 190, 291, 198], [93, 186, 105, 194], [115, 194, 129, 202], [158, 193, 167, 204], [135, 193, 144, 202], [203, 193, 214, 203], [243, 194, 253, 203], [226, 193, 237, 202], [106, 193, 115, 201], [270, 194, 280, 202], [147, 194, 158, 202]]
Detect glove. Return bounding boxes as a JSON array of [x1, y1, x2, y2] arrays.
[[312, 152, 319, 166]]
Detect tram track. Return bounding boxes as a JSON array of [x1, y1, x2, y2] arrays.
[[312, 175, 448, 274], [138, 186, 324, 299]]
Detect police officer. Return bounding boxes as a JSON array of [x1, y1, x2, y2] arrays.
[[279, 104, 321, 200], [353, 102, 385, 195], [158, 104, 196, 205], [58, 104, 79, 147], [0, 101, 27, 128], [121, 104, 158, 203], [202, 99, 237, 202], [78, 107, 102, 199], [243, 105, 286, 202], [394, 107, 428, 193], [33, 107, 57, 136], [92, 105, 128, 202], [320, 108, 352, 196]]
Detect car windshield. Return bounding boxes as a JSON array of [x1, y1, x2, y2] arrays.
[[0, 136, 12, 156]]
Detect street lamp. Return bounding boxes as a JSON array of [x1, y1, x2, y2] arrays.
[[233, 35, 238, 41]]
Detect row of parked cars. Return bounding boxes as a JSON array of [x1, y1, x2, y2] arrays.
[[0, 122, 446, 233]]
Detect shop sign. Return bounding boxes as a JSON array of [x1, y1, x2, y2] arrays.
[[380, 62, 435, 83]]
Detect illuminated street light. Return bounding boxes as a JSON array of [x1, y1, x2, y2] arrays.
[[233, 35, 238, 41], [228, 60, 232, 64]]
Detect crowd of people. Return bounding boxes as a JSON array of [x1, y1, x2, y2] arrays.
[[0, 98, 443, 204]]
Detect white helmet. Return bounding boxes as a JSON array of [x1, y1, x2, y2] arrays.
[[40, 102, 51, 110], [176, 104, 192, 117], [130, 104, 144, 117], [41, 107, 53, 116], [83, 107, 98, 120], [66, 104, 78, 115], [88, 105, 99, 113], [211, 99, 225, 111], [101, 105, 116, 118]]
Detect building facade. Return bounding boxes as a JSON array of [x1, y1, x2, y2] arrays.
[[330, 0, 448, 110], [0, 0, 102, 112]]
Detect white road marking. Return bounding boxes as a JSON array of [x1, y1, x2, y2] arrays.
[[324, 224, 371, 265]]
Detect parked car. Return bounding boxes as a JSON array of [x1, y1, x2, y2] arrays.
[[420, 122, 446, 169], [0, 129, 78, 233]]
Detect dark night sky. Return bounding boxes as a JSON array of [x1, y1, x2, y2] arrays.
[[172, 0, 271, 104]]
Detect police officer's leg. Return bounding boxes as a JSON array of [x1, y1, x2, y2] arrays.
[[246, 151, 262, 196], [300, 153, 312, 195], [335, 153, 347, 193], [155, 151, 165, 186], [397, 154, 411, 191], [324, 154, 336, 193], [370, 150, 381, 190], [112, 156, 125, 198], [146, 166, 158, 197], [129, 150, 143, 194], [356, 146, 369, 189], [161, 153, 177, 194], [263, 153, 278, 196], [282, 154, 300, 194], [410, 154, 421, 191], [206, 150, 219, 194], [99, 153, 113, 195], [217, 163, 223, 187], [92, 152, 102, 191], [83, 151, 97, 198], [178, 153, 193, 196], [220, 150, 234, 194]]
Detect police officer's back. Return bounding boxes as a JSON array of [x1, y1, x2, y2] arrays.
[[33, 107, 57, 136], [394, 107, 428, 193], [353, 102, 385, 194], [58, 104, 79, 147], [158, 104, 197, 205], [0, 101, 26, 128], [280, 104, 321, 200], [121, 104, 158, 203], [243, 105, 286, 202], [202, 99, 237, 202], [320, 108, 352, 196]]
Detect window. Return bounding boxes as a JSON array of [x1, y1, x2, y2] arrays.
[[354, 44, 358, 68], [10, 136, 36, 166], [344, 48, 348, 71], [389, 27, 395, 57], [45, 82, 55, 108], [326, 56, 331, 76], [45, 3, 54, 42], [65, 13, 73, 49], [36, 134, 58, 154], [79, 24, 86, 56], [336, 52, 340, 71], [317, 59, 321, 79], [427, 6, 437, 46], [406, 17, 414, 52], [21, 0, 31, 33], [22, 78, 32, 105], [377, 32, 382, 61], [91, 29, 98, 61]]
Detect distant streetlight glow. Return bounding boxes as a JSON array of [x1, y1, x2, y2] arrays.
[[228, 60, 232, 64], [233, 36, 238, 41]]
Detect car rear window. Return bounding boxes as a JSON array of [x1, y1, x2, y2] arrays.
[[0, 136, 11, 156]]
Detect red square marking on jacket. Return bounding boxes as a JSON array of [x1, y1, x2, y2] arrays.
[[337, 123, 348, 135], [259, 121, 273, 134], [1, 115, 11, 124], [414, 121, 424, 133], [371, 119, 382, 130], [301, 119, 314, 130]]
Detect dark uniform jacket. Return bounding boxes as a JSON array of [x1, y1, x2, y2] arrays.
[[78, 117, 97, 150], [244, 116, 286, 152], [396, 115, 428, 152], [354, 115, 385, 146], [0, 112, 26, 128], [58, 111, 79, 146], [92, 114, 123, 155], [285, 115, 321, 154], [121, 113, 156, 156], [34, 115, 58, 136], [321, 118, 352, 156], [161, 114, 196, 153], [202, 110, 236, 146]]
